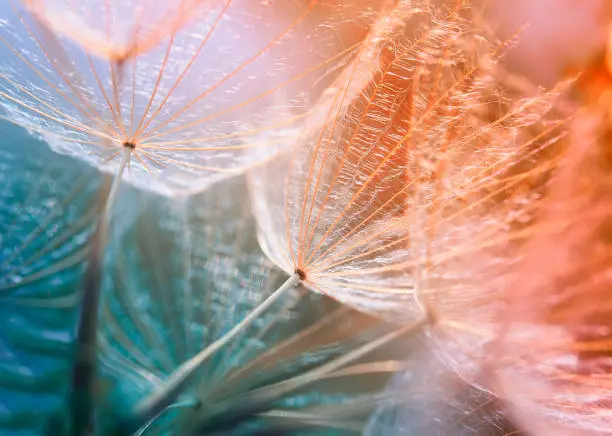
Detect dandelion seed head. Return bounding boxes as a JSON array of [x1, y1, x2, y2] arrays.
[[0, 0, 383, 195], [250, 0, 569, 349]]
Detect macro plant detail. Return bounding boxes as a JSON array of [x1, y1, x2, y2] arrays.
[[96, 176, 414, 435], [0, 0, 379, 196], [365, 3, 612, 435], [0, 0, 611, 435], [249, 0, 566, 335], [0, 129, 413, 436], [250, 2, 583, 432]]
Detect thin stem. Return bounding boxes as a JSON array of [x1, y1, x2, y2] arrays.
[[135, 401, 199, 436], [68, 147, 130, 436], [241, 316, 427, 400], [127, 273, 300, 433], [105, 147, 132, 221]]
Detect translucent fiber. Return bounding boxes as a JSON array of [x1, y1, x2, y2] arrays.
[[0, 0, 378, 195], [366, 338, 520, 436], [249, 0, 566, 335]]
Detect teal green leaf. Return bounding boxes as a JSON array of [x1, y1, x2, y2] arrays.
[[0, 121, 101, 435]]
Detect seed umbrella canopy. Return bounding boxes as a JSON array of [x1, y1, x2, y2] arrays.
[[0, 0, 380, 195], [248, 0, 567, 333]]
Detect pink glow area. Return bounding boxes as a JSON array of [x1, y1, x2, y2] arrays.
[[489, 0, 610, 86]]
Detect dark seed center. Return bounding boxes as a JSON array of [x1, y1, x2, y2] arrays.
[[295, 268, 306, 281]]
